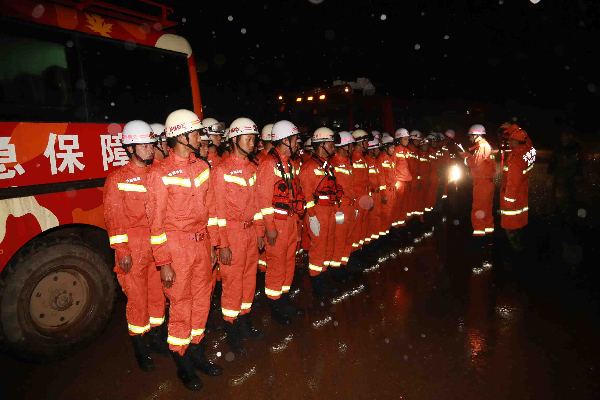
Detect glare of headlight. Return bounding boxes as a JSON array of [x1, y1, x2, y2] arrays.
[[449, 164, 462, 183]]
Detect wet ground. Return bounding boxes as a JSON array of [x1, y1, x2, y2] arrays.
[[2, 189, 600, 399]]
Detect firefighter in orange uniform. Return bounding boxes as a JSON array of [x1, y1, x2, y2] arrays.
[[256, 120, 305, 324], [202, 117, 227, 167], [151, 122, 169, 161], [393, 128, 412, 230], [406, 130, 423, 221], [500, 123, 535, 249], [350, 129, 372, 249], [147, 109, 222, 391], [366, 136, 387, 242], [256, 123, 274, 164], [379, 133, 396, 235], [460, 124, 496, 237], [212, 117, 265, 354], [103, 120, 166, 372], [330, 131, 356, 273], [424, 133, 441, 217], [299, 127, 342, 298]]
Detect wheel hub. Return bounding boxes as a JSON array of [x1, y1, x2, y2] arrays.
[[29, 269, 90, 331]]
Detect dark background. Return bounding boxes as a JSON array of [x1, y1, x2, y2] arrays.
[[170, 0, 600, 147]]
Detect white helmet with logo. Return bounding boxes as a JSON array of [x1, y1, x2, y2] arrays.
[[165, 109, 202, 138], [122, 120, 157, 145], [352, 129, 370, 142], [468, 124, 486, 135], [271, 120, 299, 141], [334, 131, 355, 147], [312, 127, 335, 143], [304, 137, 312, 150], [261, 123, 274, 141], [229, 117, 259, 139], [381, 132, 394, 146], [394, 128, 410, 138], [150, 123, 166, 142], [367, 136, 381, 149], [201, 117, 226, 135], [409, 130, 423, 139]]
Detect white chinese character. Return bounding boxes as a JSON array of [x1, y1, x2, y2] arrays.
[[523, 147, 536, 166], [0, 137, 25, 180], [44, 133, 85, 175], [100, 133, 128, 171]]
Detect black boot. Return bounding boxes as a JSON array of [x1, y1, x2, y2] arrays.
[[224, 320, 244, 354], [280, 292, 305, 317], [188, 343, 223, 376], [239, 313, 264, 339], [130, 335, 154, 371], [269, 298, 291, 325], [146, 325, 169, 355], [171, 349, 202, 391]]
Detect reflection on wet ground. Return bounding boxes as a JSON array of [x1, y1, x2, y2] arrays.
[[2, 210, 599, 400]]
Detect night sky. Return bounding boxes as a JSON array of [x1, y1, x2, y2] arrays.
[[172, 0, 600, 142]]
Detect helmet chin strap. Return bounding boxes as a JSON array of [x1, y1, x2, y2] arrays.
[[177, 133, 200, 158], [234, 136, 252, 159], [283, 137, 298, 159], [153, 142, 168, 158], [125, 144, 154, 165]]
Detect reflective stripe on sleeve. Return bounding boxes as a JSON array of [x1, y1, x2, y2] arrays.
[[109, 234, 128, 245], [162, 176, 192, 187], [151, 233, 167, 245], [117, 183, 147, 192], [194, 169, 210, 187]]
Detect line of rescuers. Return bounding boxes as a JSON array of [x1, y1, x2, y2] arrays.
[[103, 109, 453, 391]]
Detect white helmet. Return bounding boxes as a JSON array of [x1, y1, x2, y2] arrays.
[[468, 124, 486, 135], [150, 123, 166, 141], [394, 128, 409, 138], [122, 120, 157, 145], [201, 117, 226, 135], [409, 130, 423, 139], [426, 132, 438, 141], [228, 117, 259, 139], [165, 109, 202, 138], [271, 120, 299, 141], [335, 131, 355, 147], [261, 123, 274, 141], [312, 127, 335, 143], [381, 133, 394, 146], [371, 130, 381, 139], [367, 137, 380, 149], [352, 129, 370, 142], [304, 137, 312, 150], [444, 129, 456, 139]]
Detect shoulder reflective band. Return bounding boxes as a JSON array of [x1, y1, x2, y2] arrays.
[[369, 168, 377, 174], [334, 167, 351, 175], [117, 183, 147, 192], [109, 234, 128, 245], [382, 161, 393, 168], [224, 174, 247, 186], [523, 164, 534, 174], [208, 217, 218, 226], [274, 167, 292, 179], [504, 196, 516, 203], [151, 232, 167, 245], [162, 176, 192, 187], [352, 162, 367, 168], [314, 168, 326, 176], [395, 153, 406, 158], [195, 169, 210, 187], [248, 174, 257, 186]]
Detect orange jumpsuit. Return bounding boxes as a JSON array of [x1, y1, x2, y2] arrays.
[[256, 150, 304, 299], [465, 138, 496, 236], [351, 148, 371, 247], [424, 147, 441, 212], [393, 145, 413, 226], [212, 153, 264, 323], [406, 143, 420, 218], [330, 153, 356, 267], [367, 157, 384, 240], [147, 153, 218, 355], [379, 152, 396, 234], [299, 155, 340, 276], [500, 143, 535, 230], [103, 162, 165, 336]]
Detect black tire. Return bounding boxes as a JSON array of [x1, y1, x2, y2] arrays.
[[0, 237, 116, 361]]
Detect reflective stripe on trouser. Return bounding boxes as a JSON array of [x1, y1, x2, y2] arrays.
[[332, 204, 356, 266], [265, 216, 298, 300], [163, 231, 212, 355], [471, 178, 495, 236], [220, 222, 259, 322], [368, 193, 382, 240], [425, 176, 440, 212], [351, 197, 370, 248], [114, 226, 165, 336], [307, 205, 336, 277]]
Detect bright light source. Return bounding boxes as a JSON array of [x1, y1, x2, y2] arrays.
[[319, 94, 326, 100], [344, 87, 350, 93], [296, 97, 302, 102], [278, 95, 283, 100], [307, 96, 314, 101], [448, 164, 462, 183]]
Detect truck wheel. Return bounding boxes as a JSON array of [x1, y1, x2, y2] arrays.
[[0, 237, 115, 361]]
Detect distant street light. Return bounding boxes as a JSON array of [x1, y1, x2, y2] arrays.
[[296, 97, 302, 102], [278, 95, 283, 100], [307, 96, 314, 101], [319, 94, 326, 100], [344, 86, 350, 93]]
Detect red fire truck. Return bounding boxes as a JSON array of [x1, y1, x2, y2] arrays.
[[0, 0, 203, 359]]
